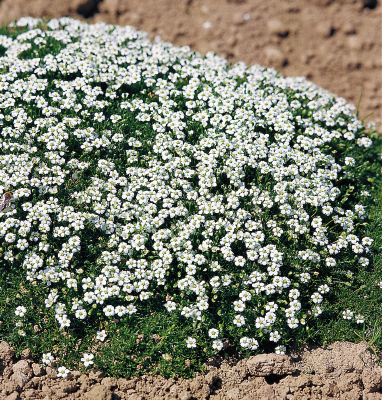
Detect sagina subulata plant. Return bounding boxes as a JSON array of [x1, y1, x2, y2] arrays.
[[0, 16, 381, 378]]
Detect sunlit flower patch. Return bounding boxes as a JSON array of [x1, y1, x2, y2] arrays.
[[0, 16, 381, 377]]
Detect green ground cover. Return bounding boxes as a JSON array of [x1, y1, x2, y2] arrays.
[[0, 16, 381, 380]]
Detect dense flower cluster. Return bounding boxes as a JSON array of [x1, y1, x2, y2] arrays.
[[0, 17, 377, 369]]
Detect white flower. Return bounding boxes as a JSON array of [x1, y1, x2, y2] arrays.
[[164, 301, 177, 312], [233, 314, 245, 327], [269, 331, 281, 343], [358, 257, 369, 267], [287, 317, 299, 329], [355, 314, 364, 324], [208, 328, 219, 338], [96, 330, 107, 342], [110, 114, 122, 123], [115, 305, 127, 316], [81, 353, 94, 367], [233, 300, 246, 312], [344, 132, 355, 140], [162, 353, 172, 361], [312, 306, 323, 317], [234, 256, 246, 267], [103, 305, 115, 317], [75, 309, 87, 320], [15, 306, 27, 317], [311, 292, 323, 304], [126, 304, 137, 315], [275, 345, 286, 355], [357, 137, 372, 148], [240, 337, 250, 348], [289, 289, 300, 299], [344, 157, 355, 166], [42, 353, 54, 365], [212, 339, 223, 351], [249, 338, 259, 350], [342, 309, 354, 320], [94, 112, 105, 122], [239, 290, 252, 302], [5, 233, 16, 243], [221, 275, 232, 286], [318, 284, 330, 294], [352, 243, 364, 254], [186, 337, 197, 348], [57, 366, 70, 378], [325, 257, 336, 267], [362, 237, 373, 246]]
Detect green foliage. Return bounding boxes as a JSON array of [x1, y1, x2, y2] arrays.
[[0, 16, 381, 379]]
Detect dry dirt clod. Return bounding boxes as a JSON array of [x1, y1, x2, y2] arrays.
[[45, 366, 58, 380], [4, 392, 19, 400], [12, 360, 33, 378], [31, 363, 44, 377], [362, 367, 382, 393], [10, 371, 29, 389], [264, 46, 287, 69], [60, 380, 78, 393], [89, 369, 105, 381], [343, 20, 358, 34], [233, 12, 246, 26], [1, 341, 382, 399], [316, 20, 335, 37], [348, 35, 364, 51], [100, 376, 118, 390], [0, 342, 15, 365], [20, 349, 32, 360], [247, 353, 296, 377], [85, 384, 113, 400], [267, 19, 290, 37]]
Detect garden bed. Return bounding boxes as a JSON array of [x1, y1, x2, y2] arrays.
[[0, 15, 381, 400]]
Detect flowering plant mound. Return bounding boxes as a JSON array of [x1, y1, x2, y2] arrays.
[[0, 16, 381, 378]]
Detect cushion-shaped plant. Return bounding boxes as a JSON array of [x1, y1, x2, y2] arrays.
[[0, 16, 381, 378]]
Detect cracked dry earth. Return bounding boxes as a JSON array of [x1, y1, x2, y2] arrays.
[[1, 341, 382, 400]]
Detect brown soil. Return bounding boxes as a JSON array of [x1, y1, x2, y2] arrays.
[[1, 340, 382, 399], [0, 0, 380, 132], [0, 1, 382, 399]]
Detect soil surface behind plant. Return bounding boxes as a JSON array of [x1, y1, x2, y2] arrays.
[[0, 0, 382, 399], [0, 0, 380, 132], [1, 340, 382, 399]]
